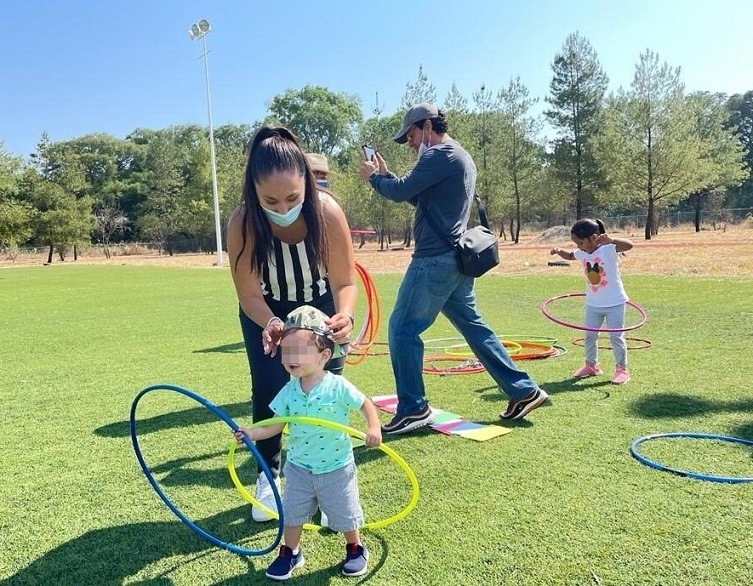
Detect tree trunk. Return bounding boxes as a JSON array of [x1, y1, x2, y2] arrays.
[[498, 221, 507, 242], [73, 244, 78, 261], [513, 173, 522, 244], [644, 141, 654, 240], [47, 243, 54, 264]]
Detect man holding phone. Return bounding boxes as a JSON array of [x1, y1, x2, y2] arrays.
[[358, 103, 548, 434]]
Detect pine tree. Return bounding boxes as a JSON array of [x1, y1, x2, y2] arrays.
[[545, 32, 608, 219]]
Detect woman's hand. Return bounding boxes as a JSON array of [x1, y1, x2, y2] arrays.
[[325, 312, 354, 345], [262, 317, 284, 356]]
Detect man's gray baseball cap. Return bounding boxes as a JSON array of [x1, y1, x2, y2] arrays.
[[393, 102, 439, 144]]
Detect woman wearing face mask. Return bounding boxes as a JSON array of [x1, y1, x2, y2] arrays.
[[357, 103, 546, 436], [228, 126, 357, 522]]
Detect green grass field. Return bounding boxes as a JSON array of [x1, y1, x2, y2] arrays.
[[2, 265, 752, 585]]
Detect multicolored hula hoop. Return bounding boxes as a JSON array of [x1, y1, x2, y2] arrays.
[[541, 293, 647, 333], [130, 384, 283, 556], [228, 416, 419, 530]]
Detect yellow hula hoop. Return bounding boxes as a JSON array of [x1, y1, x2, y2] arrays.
[[444, 340, 523, 358], [227, 416, 419, 531]]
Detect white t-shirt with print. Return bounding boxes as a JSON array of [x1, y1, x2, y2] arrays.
[[573, 243, 628, 307]]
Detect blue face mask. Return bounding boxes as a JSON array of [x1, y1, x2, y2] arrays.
[[316, 179, 330, 189], [262, 201, 303, 227]]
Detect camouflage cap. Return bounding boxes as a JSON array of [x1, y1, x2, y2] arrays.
[[284, 305, 346, 359]]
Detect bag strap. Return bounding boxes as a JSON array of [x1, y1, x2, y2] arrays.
[[422, 192, 491, 248], [473, 193, 491, 230]]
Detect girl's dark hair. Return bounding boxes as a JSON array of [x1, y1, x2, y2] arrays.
[[412, 110, 448, 134], [281, 328, 333, 355], [571, 218, 606, 239], [234, 126, 328, 275]]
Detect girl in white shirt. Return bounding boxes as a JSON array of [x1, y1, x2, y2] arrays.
[[551, 219, 634, 385]]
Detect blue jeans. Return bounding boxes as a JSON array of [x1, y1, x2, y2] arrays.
[[389, 250, 539, 416]]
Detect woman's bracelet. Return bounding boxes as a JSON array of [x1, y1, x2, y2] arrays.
[[266, 316, 283, 328]]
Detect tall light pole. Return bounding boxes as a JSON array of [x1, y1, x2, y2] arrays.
[[189, 19, 223, 266]]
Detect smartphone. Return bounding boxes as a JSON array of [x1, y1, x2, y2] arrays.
[[362, 145, 376, 161]]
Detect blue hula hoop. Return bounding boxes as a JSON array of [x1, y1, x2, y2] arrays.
[[630, 432, 753, 484], [130, 383, 284, 556]]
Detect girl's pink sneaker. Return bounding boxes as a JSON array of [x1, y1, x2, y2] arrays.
[[612, 367, 630, 385], [573, 363, 603, 378]]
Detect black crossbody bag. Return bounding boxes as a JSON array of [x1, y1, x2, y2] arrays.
[[422, 193, 500, 278]]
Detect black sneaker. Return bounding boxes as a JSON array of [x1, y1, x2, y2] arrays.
[[381, 405, 434, 435], [500, 388, 549, 420], [341, 543, 370, 577], [266, 545, 305, 581]]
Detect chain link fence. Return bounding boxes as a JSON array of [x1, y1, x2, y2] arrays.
[[522, 208, 753, 233]]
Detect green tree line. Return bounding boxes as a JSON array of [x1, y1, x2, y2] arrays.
[[2, 33, 751, 261]]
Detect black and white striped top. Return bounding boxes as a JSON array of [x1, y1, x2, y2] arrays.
[[260, 238, 329, 302]]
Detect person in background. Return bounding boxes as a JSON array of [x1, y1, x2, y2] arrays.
[[228, 126, 357, 523], [306, 153, 334, 190], [358, 103, 548, 434], [550, 218, 634, 384]]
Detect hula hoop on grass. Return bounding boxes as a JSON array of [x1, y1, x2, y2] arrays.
[[423, 356, 486, 375], [349, 341, 390, 357], [425, 335, 557, 352], [541, 293, 647, 333], [130, 384, 283, 556], [509, 341, 558, 360], [551, 344, 568, 357], [228, 416, 419, 530], [572, 336, 653, 350], [630, 432, 753, 483], [423, 337, 466, 351], [444, 340, 523, 358]]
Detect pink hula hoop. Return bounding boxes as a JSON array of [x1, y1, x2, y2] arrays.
[[541, 293, 647, 333]]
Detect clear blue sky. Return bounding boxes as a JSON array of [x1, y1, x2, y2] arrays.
[[3, 0, 752, 158]]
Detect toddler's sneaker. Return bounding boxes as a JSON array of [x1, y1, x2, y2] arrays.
[[612, 367, 630, 385], [573, 363, 603, 378], [341, 543, 369, 577], [266, 545, 304, 581]]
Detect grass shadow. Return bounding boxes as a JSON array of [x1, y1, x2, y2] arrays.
[[629, 393, 753, 419], [96, 401, 250, 438], [147, 450, 258, 490], [2, 506, 267, 586], [471, 379, 612, 401], [193, 342, 246, 354], [728, 421, 753, 443]]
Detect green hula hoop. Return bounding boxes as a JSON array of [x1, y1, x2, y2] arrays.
[[444, 340, 524, 358], [227, 416, 419, 531]]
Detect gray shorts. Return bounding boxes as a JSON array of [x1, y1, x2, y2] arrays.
[[282, 459, 364, 532]]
